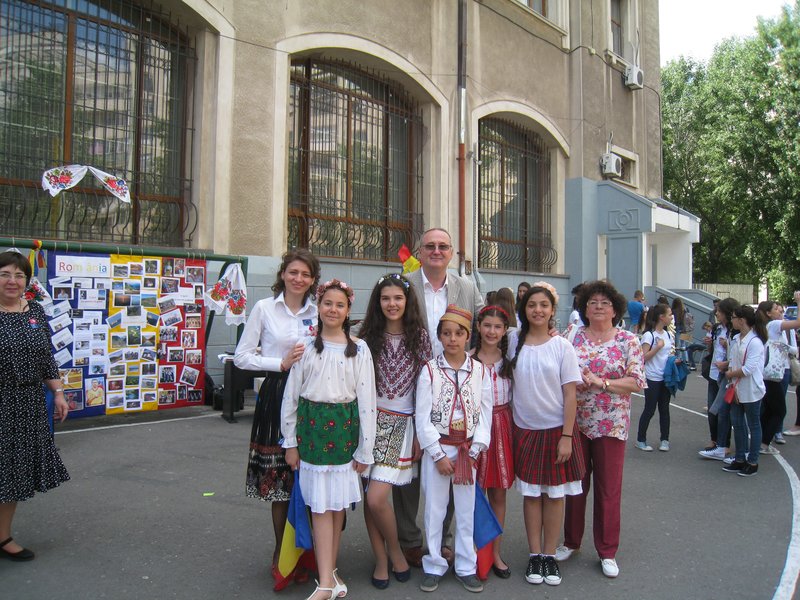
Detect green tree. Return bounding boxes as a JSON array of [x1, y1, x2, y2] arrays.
[[661, 1, 800, 303]]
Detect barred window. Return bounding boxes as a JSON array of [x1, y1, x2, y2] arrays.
[[287, 59, 423, 261], [0, 0, 196, 246], [478, 118, 556, 273]]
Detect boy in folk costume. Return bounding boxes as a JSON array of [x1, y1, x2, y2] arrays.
[[415, 305, 494, 593]]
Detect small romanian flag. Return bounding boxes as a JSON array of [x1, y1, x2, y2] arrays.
[[398, 244, 421, 275], [474, 484, 503, 581], [273, 472, 316, 591]]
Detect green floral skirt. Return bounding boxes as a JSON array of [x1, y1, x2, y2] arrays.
[[296, 397, 360, 465]]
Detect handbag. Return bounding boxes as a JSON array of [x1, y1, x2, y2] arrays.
[[723, 381, 738, 404], [790, 356, 800, 387], [763, 339, 788, 382]]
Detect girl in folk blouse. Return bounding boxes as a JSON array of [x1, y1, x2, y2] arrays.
[[282, 280, 377, 600], [358, 273, 432, 589], [509, 283, 584, 587], [470, 305, 514, 578]]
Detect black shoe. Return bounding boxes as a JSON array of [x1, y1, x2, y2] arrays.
[[738, 463, 759, 477], [722, 460, 746, 473], [525, 554, 544, 584], [492, 563, 511, 579], [371, 576, 390, 590], [0, 537, 35, 562], [542, 555, 562, 586], [393, 568, 411, 582]]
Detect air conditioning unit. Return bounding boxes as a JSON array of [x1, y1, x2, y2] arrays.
[[625, 65, 644, 90], [601, 152, 623, 178]]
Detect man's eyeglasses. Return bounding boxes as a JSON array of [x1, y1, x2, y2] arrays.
[[422, 243, 452, 253]]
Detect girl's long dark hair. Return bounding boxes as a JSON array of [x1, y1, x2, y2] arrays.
[[473, 306, 513, 380], [734, 304, 767, 342], [643, 303, 670, 335], [359, 274, 428, 375], [511, 285, 558, 370]]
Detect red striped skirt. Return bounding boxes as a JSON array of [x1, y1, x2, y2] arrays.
[[477, 403, 514, 490], [513, 423, 585, 487]]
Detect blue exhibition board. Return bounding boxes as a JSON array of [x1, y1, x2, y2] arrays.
[[45, 250, 111, 419]]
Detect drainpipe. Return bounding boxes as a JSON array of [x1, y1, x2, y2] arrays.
[[457, 0, 468, 275]]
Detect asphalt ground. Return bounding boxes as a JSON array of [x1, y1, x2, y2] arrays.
[[4, 373, 799, 600]]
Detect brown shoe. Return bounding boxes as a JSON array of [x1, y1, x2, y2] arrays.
[[441, 546, 454, 566], [403, 546, 424, 568]]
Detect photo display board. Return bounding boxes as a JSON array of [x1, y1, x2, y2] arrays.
[[45, 251, 206, 417]]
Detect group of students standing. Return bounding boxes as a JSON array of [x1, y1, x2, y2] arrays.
[[698, 293, 800, 476], [234, 238, 646, 600]]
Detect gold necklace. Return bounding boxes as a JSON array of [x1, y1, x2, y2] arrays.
[[587, 326, 614, 343], [0, 298, 23, 313]]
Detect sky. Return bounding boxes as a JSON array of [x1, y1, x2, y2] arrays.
[[659, 0, 791, 65]]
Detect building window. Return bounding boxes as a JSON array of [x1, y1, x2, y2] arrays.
[[0, 0, 196, 246], [478, 118, 556, 273], [517, 0, 547, 16], [288, 59, 423, 261], [610, 0, 623, 56]]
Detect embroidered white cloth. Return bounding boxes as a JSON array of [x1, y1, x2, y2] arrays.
[[41, 165, 130, 203], [205, 263, 248, 326]]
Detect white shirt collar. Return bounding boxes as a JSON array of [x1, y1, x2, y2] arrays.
[[421, 269, 448, 292]]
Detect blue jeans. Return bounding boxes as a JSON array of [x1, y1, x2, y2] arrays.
[[730, 399, 762, 464]]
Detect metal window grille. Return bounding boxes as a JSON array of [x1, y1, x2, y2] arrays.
[[478, 118, 556, 273], [0, 0, 196, 246], [288, 59, 423, 261]]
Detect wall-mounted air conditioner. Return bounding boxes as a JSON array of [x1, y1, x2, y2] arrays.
[[601, 152, 623, 178], [625, 65, 644, 90]]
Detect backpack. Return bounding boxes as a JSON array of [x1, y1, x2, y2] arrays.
[[683, 309, 695, 333]]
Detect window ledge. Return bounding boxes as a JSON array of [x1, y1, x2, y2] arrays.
[[604, 49, 630, 72]]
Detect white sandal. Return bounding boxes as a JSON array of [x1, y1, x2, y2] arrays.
[[333, 568, 348, 598], [305, 581, 335, 600]]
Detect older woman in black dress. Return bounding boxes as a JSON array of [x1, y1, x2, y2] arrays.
[[0, 250, 69, 561]]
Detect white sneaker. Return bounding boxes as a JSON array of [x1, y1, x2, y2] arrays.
[[698, 446, 726, 461], [635, 441, 653, 452], [723, 456, 735, 465], [554, 545, 577, 562], [659, 440, 670, 452], [601, 558, 619, 578], [774, 433, 786, 445], [761, 444, 780, 455]]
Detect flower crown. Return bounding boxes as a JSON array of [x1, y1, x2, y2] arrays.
[[377, 272, 410, 290], [316, 279, 355, 304], [533, 281, 559, 305]]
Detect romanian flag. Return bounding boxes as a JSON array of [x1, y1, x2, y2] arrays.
[[398, 244, 421, 275], [474, 484, 503, 581], [273, 472, 316, 591]]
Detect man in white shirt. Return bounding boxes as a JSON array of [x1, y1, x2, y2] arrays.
[[399, 228, 484, 567]]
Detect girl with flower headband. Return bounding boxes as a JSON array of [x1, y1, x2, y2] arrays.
[[282, 279, 377, 600], [234, 248, 319, 578], [470, 305, 514, 578], [508, 282, 585, 587], [358, 273, 432, 589]]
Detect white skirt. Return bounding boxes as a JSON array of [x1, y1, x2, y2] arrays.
[[299, 460, 362, 513], [515, 477, 583, 499], [362, 411, 417, 486]]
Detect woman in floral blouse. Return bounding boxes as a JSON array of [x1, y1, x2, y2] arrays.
[[554, 280, 645, 579]]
